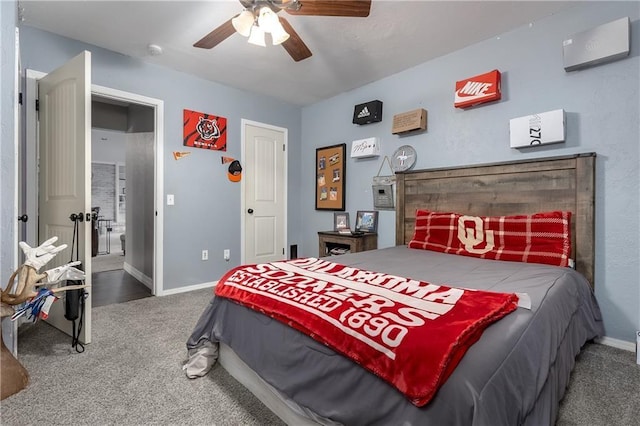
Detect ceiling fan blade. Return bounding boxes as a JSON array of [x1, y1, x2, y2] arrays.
[[194, 18, 236, 49], [286, 0, 371, 17], [279, 17, 312, 62]]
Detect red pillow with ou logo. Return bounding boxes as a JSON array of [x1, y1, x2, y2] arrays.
[[408, 210, 572, 267]]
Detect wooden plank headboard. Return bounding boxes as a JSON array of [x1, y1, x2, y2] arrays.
[[395, 153, 596, 286]]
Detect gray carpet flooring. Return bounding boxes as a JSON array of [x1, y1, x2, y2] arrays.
[[2, 289, 283, 425], [2, 289, 639, 425], [556, 341, 640, 425]]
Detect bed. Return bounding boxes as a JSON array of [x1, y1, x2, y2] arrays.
[[186, 153, 603, 425]]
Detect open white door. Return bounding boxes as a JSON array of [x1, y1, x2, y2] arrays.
[[243, 121, 287, 264], [38, 51, 92, 344]]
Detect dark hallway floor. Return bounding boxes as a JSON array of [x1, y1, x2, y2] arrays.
[[91, 269, 152, 307]]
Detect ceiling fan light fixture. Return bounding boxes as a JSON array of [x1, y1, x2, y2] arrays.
[[247, 24, 266, 47], [194, 0, 371, 61], [257, 7, 280, 33], [232, 10, 254, 37], [271, 24, 290, 45]]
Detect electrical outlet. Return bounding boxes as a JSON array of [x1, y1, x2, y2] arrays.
[[224, 249, 230, 261], [201, 250, 208, 261]]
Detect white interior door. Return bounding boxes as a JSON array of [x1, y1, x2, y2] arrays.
[[243, 121, 287, 264], [38, 51, 92, 344]]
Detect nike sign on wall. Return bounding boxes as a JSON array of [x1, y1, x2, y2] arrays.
[[454, 70, 501, 109]]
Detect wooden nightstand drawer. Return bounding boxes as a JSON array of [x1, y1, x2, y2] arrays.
[[318, 231, 377, 257]]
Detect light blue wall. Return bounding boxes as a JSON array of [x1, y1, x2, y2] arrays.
[[300, 1, 639, 343], [18, 26, 303, 292]]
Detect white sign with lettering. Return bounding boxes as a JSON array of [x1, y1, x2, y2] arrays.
[[509, 109, 565, 148], [351, 137, 380, 158]]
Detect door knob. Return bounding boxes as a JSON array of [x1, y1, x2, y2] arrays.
[[17, 214, 28, 222], [247, 209, 254, 214], [69, 212, 84, 222]]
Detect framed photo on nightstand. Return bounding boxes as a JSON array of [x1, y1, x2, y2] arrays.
[[333, 212, 350, 233], [355, 210, 378, 233]]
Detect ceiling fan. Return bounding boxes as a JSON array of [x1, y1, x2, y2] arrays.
[[193, 0, 372, 62]]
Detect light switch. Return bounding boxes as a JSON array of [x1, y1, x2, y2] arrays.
[[167, 194, 175, 205]]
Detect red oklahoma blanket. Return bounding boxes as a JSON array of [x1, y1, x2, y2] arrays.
[[215, 257, 519, 406]]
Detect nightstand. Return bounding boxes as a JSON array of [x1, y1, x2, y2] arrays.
[[317, 231, 378, 257]]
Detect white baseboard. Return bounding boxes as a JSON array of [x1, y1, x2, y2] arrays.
[[121, 263, 216, 296], [123, 262, 153, 289], [158, 280, 218, 296], [596, 336, 636, 352]]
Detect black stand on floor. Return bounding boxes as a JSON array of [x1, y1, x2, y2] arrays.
[[97, 218, 112, 255]]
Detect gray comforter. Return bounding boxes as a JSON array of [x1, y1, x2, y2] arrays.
[[187, 247, 603, 425]]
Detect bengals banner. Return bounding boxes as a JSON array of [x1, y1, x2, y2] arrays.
[[215, 258, 520, 406], [183, 109, 227, 151]]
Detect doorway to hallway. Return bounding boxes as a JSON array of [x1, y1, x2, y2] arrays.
[[90, 97, 156, 307]]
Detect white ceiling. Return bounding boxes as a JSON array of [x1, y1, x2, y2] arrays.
[[18, 0, 579, 106]]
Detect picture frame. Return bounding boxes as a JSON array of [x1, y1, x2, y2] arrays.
[[355, 210, 378, 233], [316, 143, 346, 211], [333, 212, 350, 232]]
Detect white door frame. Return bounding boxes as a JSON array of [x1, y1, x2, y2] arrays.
[[25, 71, 164, 296], [6, 28, 21, 356], [240, 119, 288, 264]]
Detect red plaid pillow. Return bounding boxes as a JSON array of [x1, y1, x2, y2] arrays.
[[408, 210, 572, 267]]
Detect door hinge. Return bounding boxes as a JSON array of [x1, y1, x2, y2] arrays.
[[35, 99, 39, 111], [283, 144, 286, 152], [282, 248, 285, 255], [18, 92, 22, 105]]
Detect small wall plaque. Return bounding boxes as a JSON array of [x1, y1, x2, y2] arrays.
[[391, 109, 427, 134], [372, 184, 394, 210]]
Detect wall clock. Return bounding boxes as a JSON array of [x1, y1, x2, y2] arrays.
[[391, 145, 417, 172]]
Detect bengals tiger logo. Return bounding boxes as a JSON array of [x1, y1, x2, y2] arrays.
[[196, 116, 220, 140], [183, 109, 227, 151]]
